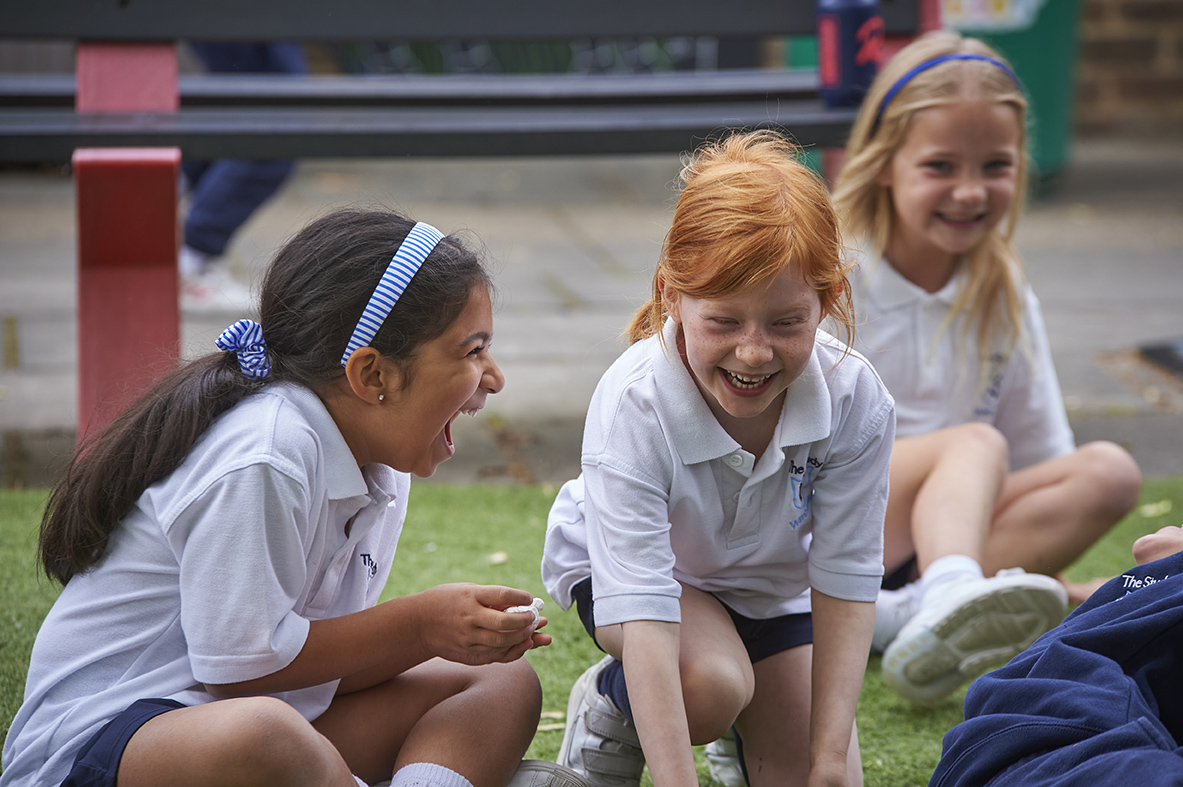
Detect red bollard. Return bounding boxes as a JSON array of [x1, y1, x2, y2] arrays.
[[73, 42, 180, 439], [73, 148, 181, 438]]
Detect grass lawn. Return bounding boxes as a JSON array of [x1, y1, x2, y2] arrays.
[[3, 478, 1183, 784]]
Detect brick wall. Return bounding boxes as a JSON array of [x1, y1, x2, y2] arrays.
[[1077, 0, 1183, 136]]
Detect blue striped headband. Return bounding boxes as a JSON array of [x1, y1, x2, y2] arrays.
[[875, 54, 1021, 130], [340, 221, 444, 368]]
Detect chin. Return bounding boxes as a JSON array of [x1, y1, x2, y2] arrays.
[[410, 455, 447, 478]]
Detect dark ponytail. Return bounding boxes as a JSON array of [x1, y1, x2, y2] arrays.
[[39, 208, 490, 584]]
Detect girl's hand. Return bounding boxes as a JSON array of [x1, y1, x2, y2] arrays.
[[415, 583, 551, 665]]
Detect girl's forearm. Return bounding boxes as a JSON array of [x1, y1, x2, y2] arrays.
[[207, 583, 540, 698], [620, 620, 700, 787], [205, 595, 430, 697], [808, 590, 875, 782]]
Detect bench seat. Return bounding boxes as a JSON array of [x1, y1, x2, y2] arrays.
[[0, 69, 855, 161]]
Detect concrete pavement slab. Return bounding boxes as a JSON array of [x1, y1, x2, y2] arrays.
[[1, 139, 1180, 488]]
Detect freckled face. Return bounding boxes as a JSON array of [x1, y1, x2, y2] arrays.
[[879, 100, 1021, 283], [382, 286, 504, 477], [664, 265, 823, 425]]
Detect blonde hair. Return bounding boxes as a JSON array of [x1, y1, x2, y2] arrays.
[[628, 130, 853, 348], [832, 30, 1030, 377]]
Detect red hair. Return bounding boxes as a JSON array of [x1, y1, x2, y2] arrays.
[[628, 130, 853, 346]]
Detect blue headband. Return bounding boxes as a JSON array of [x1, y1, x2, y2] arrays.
[[875, 54, 1021, 130], [340, 221, 444, 368], [217, 319, 272, 379]]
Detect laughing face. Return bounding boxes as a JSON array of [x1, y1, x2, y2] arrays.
[[878, 99, 1021, 291], [663, 265, 823, 442], [381, 285, 504, 477]]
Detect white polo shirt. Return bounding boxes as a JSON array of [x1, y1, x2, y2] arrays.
[[1, 383, 409, 787], [542, 318, 893, 624], [847, 253, 1075, 471]]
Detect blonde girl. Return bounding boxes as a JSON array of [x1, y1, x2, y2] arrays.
[[832, 31, 1142, 705], [543, 130, 895, 787]]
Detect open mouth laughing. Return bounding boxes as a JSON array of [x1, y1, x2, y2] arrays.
[[722, 369, 776, 391], [443, 401, 485, 456], [936, 210, 987, 229]]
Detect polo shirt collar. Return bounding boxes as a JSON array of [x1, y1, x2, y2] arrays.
[[271, 383, 372, 501], [861, 252, 962, 311], [653, 318, 833, 465], [776, 338, 833, 449]]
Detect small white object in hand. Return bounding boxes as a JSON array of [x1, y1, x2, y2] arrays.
[[506, 597, 545, 632]]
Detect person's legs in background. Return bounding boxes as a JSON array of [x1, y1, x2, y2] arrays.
[[180, 42, 306, 312]]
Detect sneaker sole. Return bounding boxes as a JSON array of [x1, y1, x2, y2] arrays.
[[883, 578, 1066, 705], [509, 760, 593, 787]]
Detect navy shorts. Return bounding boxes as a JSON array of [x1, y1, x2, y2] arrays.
[[60, 698, 186, 787], [571, 578, 813, 664], [882, 555, 919, 591]]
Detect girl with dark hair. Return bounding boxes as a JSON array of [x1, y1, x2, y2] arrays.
[[1, 209, 586, 787]]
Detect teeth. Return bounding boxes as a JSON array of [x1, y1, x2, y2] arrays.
[[724, 370, 773, 389]]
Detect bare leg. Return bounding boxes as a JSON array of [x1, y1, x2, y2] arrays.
[[118, 696, 358, 787], [735, 646, 861, 787], [596, 583, 753, 745], [983, 440, 1141, 600], [884, 424, 1009, 573], [315, 658, 542, 787]]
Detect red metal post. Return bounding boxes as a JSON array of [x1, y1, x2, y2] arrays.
[[73, 43, 180, 438]]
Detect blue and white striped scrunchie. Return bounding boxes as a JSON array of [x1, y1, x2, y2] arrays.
[[340, 221, 444, 368], [216, 319, 272, 379]]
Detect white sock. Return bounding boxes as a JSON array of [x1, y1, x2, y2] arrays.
[[919, 554, 984, 609], [390, 762, 474, 787]]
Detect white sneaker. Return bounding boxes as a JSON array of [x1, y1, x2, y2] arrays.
[[181, 263, 255, 314], [882, 570, 1067, 705], [704, 729, 746, 787], [872, 583, 921, 654], [508, 760, 593, 787], [557, 657, 645, 787]]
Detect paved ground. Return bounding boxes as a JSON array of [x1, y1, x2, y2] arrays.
[[1, 137, 1181, 488]]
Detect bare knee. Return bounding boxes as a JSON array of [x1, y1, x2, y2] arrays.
[[950, 422, 1009, 469], [470, 659, 543, 733], [1076, 440, 1143, 518], [216, 697, 344, 783], [680, 657, 752, 744]]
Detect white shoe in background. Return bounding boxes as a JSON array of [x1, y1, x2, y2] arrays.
[[704, 728, 747, 787], [181, 261, 255, 314], [872, 583, 922, 654], [882, 570, 1067, 705]]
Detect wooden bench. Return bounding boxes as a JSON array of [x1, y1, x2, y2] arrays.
[[1, 0, 930, 162], [0, 0, 935, 435]]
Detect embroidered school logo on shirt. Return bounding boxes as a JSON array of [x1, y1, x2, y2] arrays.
[[1119, 571, 1170, 598], [972, 352, 1008, 418], [788, 457, 821, 530], [360, 553, 379, 580]]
